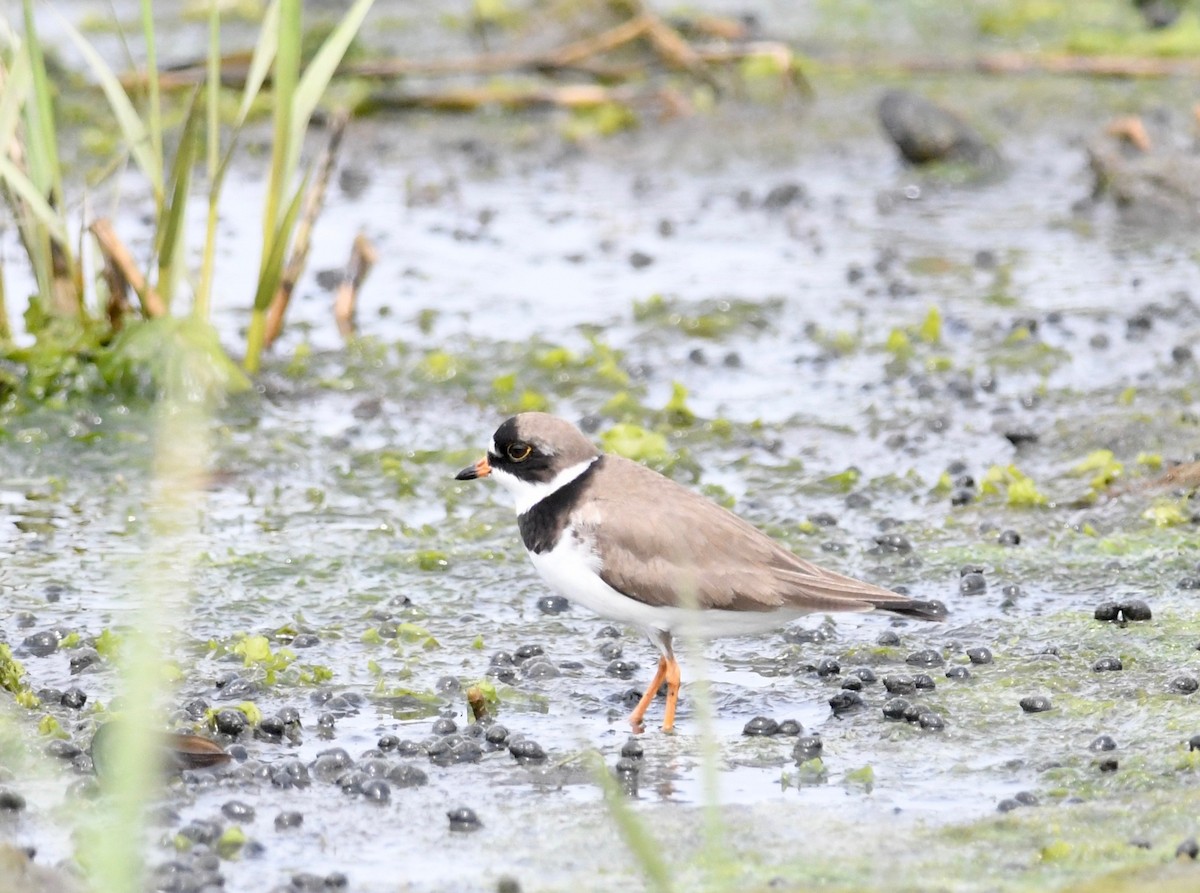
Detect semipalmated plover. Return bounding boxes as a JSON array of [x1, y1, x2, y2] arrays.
[[456, 412, 946, 732]]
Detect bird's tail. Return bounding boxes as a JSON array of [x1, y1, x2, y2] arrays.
[[875, 598, 948, 621]]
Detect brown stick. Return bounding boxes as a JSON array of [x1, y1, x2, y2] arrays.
[[334, 233, 376, 340], [263, 113, 348, 350], [363, 82, 639, 112], [99, 245, 133, 331], [89, 218, 166, 318]]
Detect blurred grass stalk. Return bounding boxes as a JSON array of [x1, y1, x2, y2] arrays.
[[82, 371, 213, 893], [599, 577, 735, 893], [1, 0, 374, 370]]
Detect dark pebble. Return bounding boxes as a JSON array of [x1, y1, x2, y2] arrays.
[[537, 596, 569, 615], [508, 738, 547, 763], [1015, 791, 1038, 806], [435, 676, 461, 695], [514, 644, 545, 663], [221, 801, 254, 822], [377, 734, 399, 751], [22, 631, 59, 657], [183, 699, 210, 720], [628, 251, 654, 270], [270, 760, 311, 789], [597, 641, 623, 660], [776, 720, 803, 736], [520, 658, 560, 679], [1090, 735, 1118, 752], [1093, 657, 1123, 672], [614, 757, 639, 777], [959, 564, 985, 576], [966, 647, 992, 665], [997, 529, 1021, 546], [432, 718, 457, 736], [386, 764, 428, 788], [317, 712, 336, 730], [876, 631, 901, 647], [792, 735, 823, 762], [361, 779, 390, 802], [1020, 696, 1052, 713], [1097, 758, 1118, 773], [913, 674, 936, 691], [882, 698, 911, 720], [179, 819, 222, 845], [395, 739, 422, 757], [0, 789, 26, 811], [447, 807, 481, 832], [906, 650, 944, 668], [257, 716, 285, 741], [945, 666, 971, 680], [884, 675, 916, 695], [69, 650, 100, 675], [1189, 734, 1200, 752], [828, 691, 863, 714], [743, 716, 779, 737], [783, 627, 830, 645], [291, 633, 320, 648], [918, 712, 945, 731], [214, 709, 247, 737], [959, 573, 987, 595], [1169, 676, 1199, 695], [815, 657, 841, 677], [484, 725, 510, 746], [840, 677, 863, 692], [1179, 577, 1200, 590], [490, 651, 515, 667], [1003, 427, 1039, 447], [873, 533, 912, 553], [762, 182, 806, 210], [1121, 599, 1152, 621], [851, 668, 878, 684], [275, 811, 303, 830], [1178, 838, 1200, 860], [596, 626, 621, 638], [997, 798, 1021, 813], [1001, 584, 1022, 600], [1094, 601, 1121, 622], [487, 666, 517, 684], [606, 659, 639, 679], [61, 687, 87, 709], [620, 738, 644, 760], [903, 703, 925, 723]]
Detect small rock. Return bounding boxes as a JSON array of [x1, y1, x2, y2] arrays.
[[840, 676, 863, 692], [743, 716, 779, 737], [1094, 601, 1121, 622], [873, 533, 912, 553], [828, 691, 863, 714], [851, 668, 878, 684], [918, 712, 945, 732], [61, 687, 87, 709], [1090, 735, 1118, 752], [877, 631, 901, 647], [537, 596, 569, 615], [214, 709, 247, 737], [431, 718, 458, 736], [275, 810, 303, 830], [1189, 734, 1200, 752], [1121, 599, 1152, 622], [945, 666, 971, 680], [815, 657, 841, 677], [913, 674, 936, 691], [1169, 675, 1199, 695], [883, 675, 916, 695], [386, 764, 428, 788], [966, 647, 992, 665], [508, 738, 547, 763], [959, 573, 987, 595], [877, 89, 1000, 168], [1093, 657, 1123, 672], [906, 650, 944, 668], [777, 720, 803, 736], [1176, 837, 1199, 860], [792, 735, 823, 762], [447, 807, 481, 832], [1097, 758, 1118, 773], [882, 698, 911, 720], [620, 738, 644, 760], [997, 529, 1021, 546], [1020, 696, 1052, 714], [628, 251, 654, 270], [222, 801, 254, 822]]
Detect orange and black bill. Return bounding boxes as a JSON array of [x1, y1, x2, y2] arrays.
[[455, 456, 492, 481]]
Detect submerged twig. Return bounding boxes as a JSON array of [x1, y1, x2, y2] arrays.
[[89, 218, 166, 318], [333, 233, 376, 340], [263, 113, 348, 350]]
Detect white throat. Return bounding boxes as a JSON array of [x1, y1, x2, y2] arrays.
[[492, 456, 598, 515]]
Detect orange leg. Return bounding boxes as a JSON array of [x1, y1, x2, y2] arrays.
[[661, 657, 681, 732], [628, 656, 668, 729]]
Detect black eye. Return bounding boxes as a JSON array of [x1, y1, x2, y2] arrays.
[[506, 442, 532, 462]]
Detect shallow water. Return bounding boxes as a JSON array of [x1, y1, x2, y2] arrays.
[[4, 5, 1200, 892]]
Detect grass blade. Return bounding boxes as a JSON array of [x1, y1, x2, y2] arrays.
[[237, 0, 279, 126], [0, 156, 68, 244], [0, 44, 32, 154], [139, 0, 163, 174], [57, 10, 163, 195], [261, 0, 299, 253], [195, 0, 222, 321], [21, 0, 62, 202], [155, 89, 202, 309], [288, 0, 375, 172], [244, 176, 305, 372]]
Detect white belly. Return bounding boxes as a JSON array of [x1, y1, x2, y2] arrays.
[[527, 534, 807, 639]]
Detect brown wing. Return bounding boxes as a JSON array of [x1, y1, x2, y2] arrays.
[[577, 456, 935, 616]]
